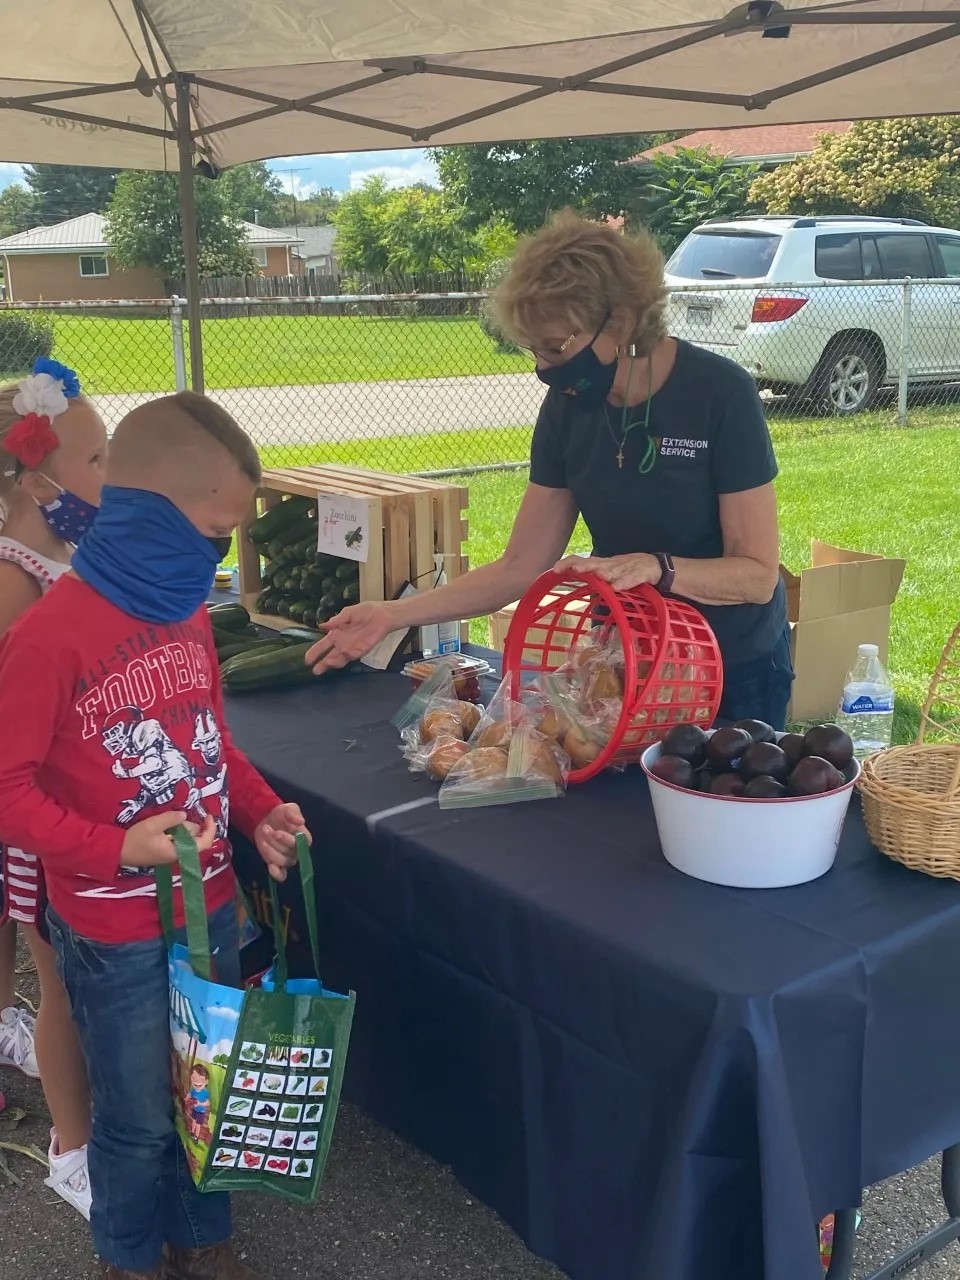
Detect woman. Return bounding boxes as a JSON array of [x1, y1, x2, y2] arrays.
[[309, 211, 793, 728]]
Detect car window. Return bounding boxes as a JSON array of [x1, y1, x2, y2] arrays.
[[666, 231, 781, 280], [873, 233, 935, 278], [814, 234, 863, 280], [860, 237, 882, 280], [935, 236, 960, 277]]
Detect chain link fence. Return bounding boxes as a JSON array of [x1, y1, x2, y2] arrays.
[[1, 279, 957, 475]]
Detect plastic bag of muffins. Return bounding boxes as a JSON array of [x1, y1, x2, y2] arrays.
[[396, 670, 570, 808], [529, 635, 627, 772], [438, 677, 570, 809]]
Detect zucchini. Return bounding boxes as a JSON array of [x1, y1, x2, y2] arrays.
[[206, 603, 251, 632], [277, 595, 298, 617], [341, 581, 360, 604], [248, 496, 316, 546], [320, 575, 337, 594], [288, 601, 308, 622], [281, 625, 323, 643], [300, 609, 318, 630], [221, 642, 318, 693], [335, 562, 359, 582], [318, 591, 341, 615], [217, 638, 287, 663], [212, 624, 245, 649], [260, 596, 281, 616], [256, 587, 277, 611]]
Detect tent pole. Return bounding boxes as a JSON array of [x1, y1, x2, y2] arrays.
[[174, 74, 204, 393]]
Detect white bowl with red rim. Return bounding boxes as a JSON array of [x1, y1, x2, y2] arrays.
[[640, 731, 861, 888]]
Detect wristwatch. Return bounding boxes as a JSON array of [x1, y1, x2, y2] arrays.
[[653, 552, 675, 595]]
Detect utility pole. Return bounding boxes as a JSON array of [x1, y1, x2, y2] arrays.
[[274, 167, 310, 229]]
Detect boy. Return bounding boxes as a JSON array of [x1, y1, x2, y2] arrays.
[[0, 392, 307, 1280], [187, 1064, 211, 1142]]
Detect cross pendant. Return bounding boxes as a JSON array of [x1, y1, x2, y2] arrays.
[[616, 449, 624, 469]]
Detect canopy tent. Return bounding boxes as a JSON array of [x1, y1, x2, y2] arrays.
[[3, 0, 960, 386]]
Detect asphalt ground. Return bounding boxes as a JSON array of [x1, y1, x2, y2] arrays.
[[1, 954, 958, 1279]]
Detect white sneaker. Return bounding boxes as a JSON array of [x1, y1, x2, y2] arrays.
[[44, 1129, 92, 1220], [0, 1005, 39, 1078]]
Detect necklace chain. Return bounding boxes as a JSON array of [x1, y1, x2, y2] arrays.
[[604, 356, 655, 471]]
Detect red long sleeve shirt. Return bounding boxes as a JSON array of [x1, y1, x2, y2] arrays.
[[0, 576, 280, 942]]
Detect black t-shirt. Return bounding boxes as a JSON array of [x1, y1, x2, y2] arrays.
[[529, 339, 787, 668]]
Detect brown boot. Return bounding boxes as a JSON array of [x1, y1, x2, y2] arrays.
[[161, 1243, 265, 1280], [96, 1263, 161, 1279]]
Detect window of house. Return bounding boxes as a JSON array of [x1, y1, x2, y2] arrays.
[[253, 246, 269, 269], [79, 254, 109, 277]]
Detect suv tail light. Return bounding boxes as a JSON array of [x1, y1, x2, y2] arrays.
[[751, 295, 808, 323]]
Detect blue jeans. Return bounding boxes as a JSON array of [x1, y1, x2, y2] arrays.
[[48, 900, 240, 1272], [716, 625, 795, 731]]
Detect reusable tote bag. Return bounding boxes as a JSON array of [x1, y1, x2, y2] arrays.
[[159, 830, 355, 1203]]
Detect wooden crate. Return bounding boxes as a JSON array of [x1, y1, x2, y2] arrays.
[[238, 464, 468, 634]]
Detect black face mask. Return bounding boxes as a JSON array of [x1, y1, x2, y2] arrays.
[[534, 315, 617, 408], [209, 536, 233, 562]]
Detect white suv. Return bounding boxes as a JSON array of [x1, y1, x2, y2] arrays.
[[664, 215, 960, 414]]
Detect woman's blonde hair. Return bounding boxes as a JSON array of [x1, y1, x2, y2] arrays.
[[492, 209, 667, 356]]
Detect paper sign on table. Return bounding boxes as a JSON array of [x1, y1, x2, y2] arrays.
[[316, 492, 369, 563]]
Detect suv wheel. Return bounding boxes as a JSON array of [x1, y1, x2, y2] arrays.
[[812, 339, 883, 416]]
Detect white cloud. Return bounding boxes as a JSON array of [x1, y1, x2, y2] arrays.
[[348, 156, 438, 190], [0, 163, 25, 190]]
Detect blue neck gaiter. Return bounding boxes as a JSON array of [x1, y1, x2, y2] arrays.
[[72, 486, 221, 623]]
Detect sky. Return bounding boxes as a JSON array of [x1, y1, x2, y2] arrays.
[[0, 149, 438, 197]]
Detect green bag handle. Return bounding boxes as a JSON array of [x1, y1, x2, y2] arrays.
[[157, 828, 320, 990], [268, 834, 322, 992], [156, 826, 212, 981]]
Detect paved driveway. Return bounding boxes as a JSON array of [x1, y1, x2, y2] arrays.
[[91, 372, 546, 444]]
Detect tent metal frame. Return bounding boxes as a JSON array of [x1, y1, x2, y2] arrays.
[[2, 4, 960, 389]]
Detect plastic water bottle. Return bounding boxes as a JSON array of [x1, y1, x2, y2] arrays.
[[837, 643, 894, 759]]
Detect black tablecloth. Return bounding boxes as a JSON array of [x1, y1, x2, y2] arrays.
[[227, 661, 960, 1280]]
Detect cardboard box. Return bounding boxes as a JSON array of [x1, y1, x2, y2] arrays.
[[488, 592, 590, 664], [784, 540, 906, 723]]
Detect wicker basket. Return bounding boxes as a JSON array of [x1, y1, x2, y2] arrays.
[[859, 744, 960, 877], [917, 620, 960, 745]]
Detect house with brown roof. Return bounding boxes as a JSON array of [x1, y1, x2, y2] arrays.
[[0, 213, 303, 302], [629, 121, 852, 168]]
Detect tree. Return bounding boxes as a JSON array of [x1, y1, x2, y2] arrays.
[[276, 187, 341, 226], [750, 117, 960, 225], [0, 184, 37, 239], [332, 176, 392, 275], [640, 148, 762, 257], [22, 164, 120, 224], [217, 161, 285, 227], [105, 171, 257, 279], [333, 176, 516, 278], [431, 136, 660, 234]]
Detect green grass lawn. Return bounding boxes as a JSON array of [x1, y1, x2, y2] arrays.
[[47, 314, 528, 394], [256, 412, 958, 747]]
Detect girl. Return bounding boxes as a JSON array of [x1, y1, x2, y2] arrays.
[[0, 357, 106, 1218]]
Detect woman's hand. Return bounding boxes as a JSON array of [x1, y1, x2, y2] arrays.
[[554, 552, 662, 591], [305, 601, 396, 674]]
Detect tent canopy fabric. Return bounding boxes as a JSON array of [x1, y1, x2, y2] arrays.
[[2, 1, 960, 172]]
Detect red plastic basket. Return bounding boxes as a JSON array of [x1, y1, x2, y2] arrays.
[[502, 570, 724, 782]]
